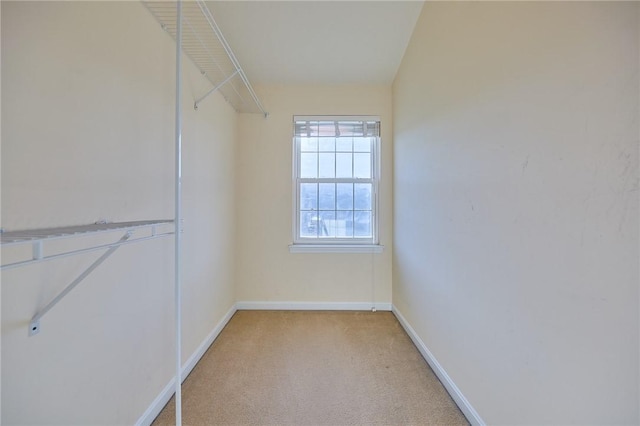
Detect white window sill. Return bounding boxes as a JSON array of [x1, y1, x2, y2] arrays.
[[288, 244, 384, 254]]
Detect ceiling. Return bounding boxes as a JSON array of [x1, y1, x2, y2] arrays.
[[205, 1, 424, 86]]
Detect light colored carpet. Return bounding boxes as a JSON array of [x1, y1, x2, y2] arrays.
[[153, 310, 468, 425]]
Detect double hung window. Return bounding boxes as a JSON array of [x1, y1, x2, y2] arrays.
[[292, 116, 380, 247]]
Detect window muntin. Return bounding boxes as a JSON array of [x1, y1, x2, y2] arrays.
[[293, 116, 380, 244]]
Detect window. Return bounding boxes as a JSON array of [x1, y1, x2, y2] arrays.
[[292, 116, 381, 251]]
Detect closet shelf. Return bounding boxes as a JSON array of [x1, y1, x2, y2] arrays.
[[143, 0, 268, 116], [1, 219, 173, 245], [0, 219, 174, 269]]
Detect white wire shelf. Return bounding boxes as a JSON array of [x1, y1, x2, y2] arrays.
[[143, 1, 268, 116], [0, 219, 173, 245], [0, 219, 175, 269]]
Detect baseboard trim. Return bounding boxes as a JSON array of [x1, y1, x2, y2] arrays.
[[135, 304, 237, 426], [236, 301, 392, 311], [392, 305, 485, 426]]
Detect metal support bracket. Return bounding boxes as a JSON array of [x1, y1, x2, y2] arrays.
[[28, 232, 132, 336], [194, 69, 239, 110], [32, 241, 43, 261]]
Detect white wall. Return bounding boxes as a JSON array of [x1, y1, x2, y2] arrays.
[[235, 85, 392, 307], [1, 2, 237, 424], [393, 2, 639, 424]]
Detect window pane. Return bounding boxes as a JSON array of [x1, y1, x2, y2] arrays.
[[353, 137, 371, 152], [319, 138, 336, 152], [354, 184, 371, 210], [336, 153, 352, 178], [318, 153, 335, 178], [300, 137, 317, 152], [300, 183, 318, 210], [300, 153, 317, 178], [300, 211, 319, 237], [336, 211, 353, 237], [337, 184, 353, 210], [354, 211, 372, 237], [319, 211, 336, 237], [336, 137, 352, 152], [319, 183, 335, 210], [354, 153, 371, 178]]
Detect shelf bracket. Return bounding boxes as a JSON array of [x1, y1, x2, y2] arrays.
[[29, 232, 132, 336], [32, 241, 43, 261], [194, 69, 239, 110]]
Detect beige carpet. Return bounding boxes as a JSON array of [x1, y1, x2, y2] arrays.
[[153, 310, 468, 425]]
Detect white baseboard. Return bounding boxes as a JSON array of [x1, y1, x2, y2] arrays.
[[135, 304, 237, 426], [236, 300, 392, 311], [392, 305, 485, 426]]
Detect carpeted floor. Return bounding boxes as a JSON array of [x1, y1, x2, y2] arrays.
[[153, 310, 468, 425]]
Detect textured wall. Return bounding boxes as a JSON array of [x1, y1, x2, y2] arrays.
[[393, 2, 639, 424], [1, 2, 237, 423]]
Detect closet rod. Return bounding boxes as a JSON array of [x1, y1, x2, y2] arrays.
[[2, 231, 173, 271]]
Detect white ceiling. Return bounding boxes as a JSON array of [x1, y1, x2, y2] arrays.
[[205, 1, 424, 85]]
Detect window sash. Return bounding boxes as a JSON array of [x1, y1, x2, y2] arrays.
[[294, 179, 378, 244]]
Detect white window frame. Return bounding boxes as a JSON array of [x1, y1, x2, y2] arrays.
[[290, 115, 383, 253]]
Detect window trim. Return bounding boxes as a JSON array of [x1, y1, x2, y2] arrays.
[[291, 115, 382, 249], [288, 244, 384, 254]]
